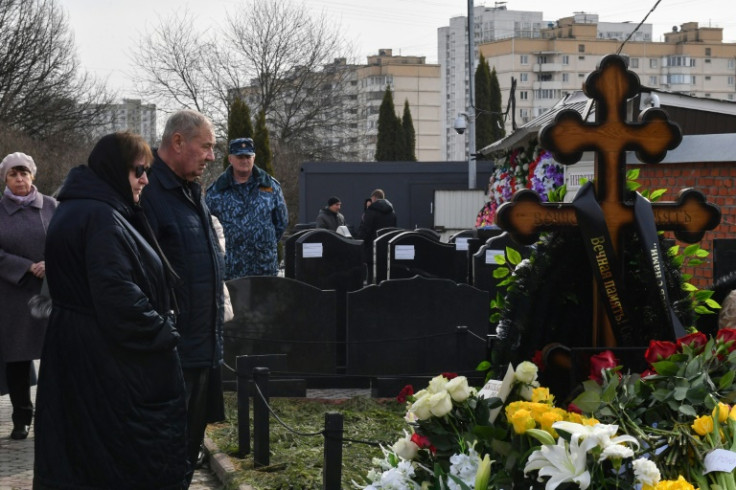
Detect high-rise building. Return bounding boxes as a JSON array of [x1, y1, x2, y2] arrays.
[[438, 5, 545, 162], [476, 19, 736, 148], [355, 49, 441, 161], [439, 8, 657, 161], [88, 99, 157, 146]]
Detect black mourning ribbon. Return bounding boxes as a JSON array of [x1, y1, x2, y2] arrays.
[[572, 181, 685, 345]]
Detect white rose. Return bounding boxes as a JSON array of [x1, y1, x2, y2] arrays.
[[514, 361, 538, 384], [428, 391, 453, 418], [410, 395, 433, 420], [446, 376, 471, 402], [392, 436, 419, 461], [518, 384, 534, 401], [428, 375, 449, 394]]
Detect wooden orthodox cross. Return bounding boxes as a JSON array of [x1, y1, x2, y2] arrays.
[[495, 54, 721, 348]]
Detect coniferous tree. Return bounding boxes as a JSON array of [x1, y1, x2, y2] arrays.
[[474, 54, 494, 155], [375, 85, 401, 161], [253, 109, 274, 176], [224, 97, 254, 169], [490, 66, 506, 143], [401, 99, 417, 161]]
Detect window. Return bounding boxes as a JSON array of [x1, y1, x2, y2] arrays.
[[562, 55, 570, 65], [729, 76, 735, 86], [520, 55, 529, 64], [666, 74, 695, 85], [538, 73, 552, 82], [562, 73, 569, 82], [537, 55, 549, 64], [520, 73, 528, 82], [649, 76, 657, 85], [665, 56, 695, 67], [729, 59, 736, 69], [650, 58, 658, 68], [534, 89, 559, 99], [706, 47, 711, 56], [578, 44, 585, 53], [630, 58, 639, 68], [519, 91, 528, 100]]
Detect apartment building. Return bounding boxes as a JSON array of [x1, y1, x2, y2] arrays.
[[237, 49, 442, 161], [438, 5, 545, 162], [88, 99, 157, 146], [355, 49, 442, 161], [478, 18, 736, 136]]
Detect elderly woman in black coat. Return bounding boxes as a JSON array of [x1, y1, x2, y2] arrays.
[[0, 152, 57, 440], [33, 132, 189, 489]]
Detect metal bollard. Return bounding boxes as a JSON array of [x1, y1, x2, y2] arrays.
[[236, 357, 252, 457], [253, 367, 270, 468], [322, 412, 344, 490]]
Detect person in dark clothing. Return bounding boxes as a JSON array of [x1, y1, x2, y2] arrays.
[[315, 196, 346, 231], [142, 109, 226, 475], [357, 188, 397, 282], [34, 132, 188, 489]]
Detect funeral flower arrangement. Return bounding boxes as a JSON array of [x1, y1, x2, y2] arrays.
[[476, 147, 565, 228], [359, 329, 736, 489]]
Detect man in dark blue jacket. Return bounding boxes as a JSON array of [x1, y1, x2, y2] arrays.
[[142, 109, 226, 476]]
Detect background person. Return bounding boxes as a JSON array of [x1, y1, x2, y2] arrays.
[[357, 188, 397, 282], [34, 132, 188, 489], [0, 152, 57, 440], [143, 109, 226, 474], [315, 196, 346, 231], [206, 137, 288, 279]]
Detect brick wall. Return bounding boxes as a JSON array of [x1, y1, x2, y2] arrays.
[[633, 162, 736, 289]]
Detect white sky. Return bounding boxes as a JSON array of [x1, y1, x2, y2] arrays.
[[60, 0, 736, 100]]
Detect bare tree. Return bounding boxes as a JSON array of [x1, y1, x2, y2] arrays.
[[132, 0, 356, 159], [0, 0, 112, 138]]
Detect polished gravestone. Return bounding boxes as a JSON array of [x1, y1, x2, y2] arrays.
[[714, 239, 736, 283], [292, 229, 364, 292], [372, 229, 406, 284], [387, 231, 467, 282], [222, 276, 337, 388], [346, 276, 489, 395], [283, 229, 315, 279], [472, 232, 533, 295], [449, 229, 482, 284]]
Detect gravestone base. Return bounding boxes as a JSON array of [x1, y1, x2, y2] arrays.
[[223, 378, 308, 397]]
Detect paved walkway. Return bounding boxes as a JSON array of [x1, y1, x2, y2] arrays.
[[1, 387, 370, 490]]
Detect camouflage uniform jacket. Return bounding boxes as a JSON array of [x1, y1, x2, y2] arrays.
[[205, 165, 288, 279]]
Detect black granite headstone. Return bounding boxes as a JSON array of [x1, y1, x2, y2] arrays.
[[283, 229, 315, 279], [373, 229, 406, 284], [449, 230, 480, 284], [387, 232, 466, 282], [714, 239, 736, 283], [472, 232, 532, 295], [345, 276, 489, 377], [223, 276, 337, 386], [413, 228, 441, 241], [293, 230, 364, 292]]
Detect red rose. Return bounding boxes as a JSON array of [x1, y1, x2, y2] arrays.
[[644, 340, 677, 364], [531, 350, 545, 372], [411, 433, 436, 454], [640, 368, 657, 379], [589, 350, 619, 384], [567, 402, 582, 414], [677, 332, 707, 353], [441, 372, 458, 380], [396, 384, 414, 404], [717, 328, 736, 352]]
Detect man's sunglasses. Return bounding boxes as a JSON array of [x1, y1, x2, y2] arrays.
[[134, 165, 152, 178]]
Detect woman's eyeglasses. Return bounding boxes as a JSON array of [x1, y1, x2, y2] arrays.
[[134, 165, 152, 178]]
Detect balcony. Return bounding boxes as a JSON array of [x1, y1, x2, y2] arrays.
[[532, 80, 563, 91], [533, 63, 562, 72]]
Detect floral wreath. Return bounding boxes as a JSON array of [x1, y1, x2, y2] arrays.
[[476, 141, 565, 228]]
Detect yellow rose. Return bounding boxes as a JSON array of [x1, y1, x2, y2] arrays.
[[730, 404, 736, 421], [713, 402, 730, 423], [691, 415, 714, 436], [510, 408, 535, 434], [531, 387, 554, 404], [538, 410, 564, 437]]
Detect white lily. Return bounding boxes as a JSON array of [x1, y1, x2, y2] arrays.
[[552, 421, 639, 453], [524, 436, 591, 490]]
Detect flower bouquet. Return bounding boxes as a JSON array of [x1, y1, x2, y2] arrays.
[[360, 329, 736, 489]]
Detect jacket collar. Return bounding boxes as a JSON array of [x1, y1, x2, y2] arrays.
[[212, 164, 271, 192], [1, 190, 44, 215]]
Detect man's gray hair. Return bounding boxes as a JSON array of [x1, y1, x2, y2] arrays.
[[161, 109, 213, 146]]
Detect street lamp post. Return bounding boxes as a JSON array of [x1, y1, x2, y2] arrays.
[[466, 0, 476, 189]]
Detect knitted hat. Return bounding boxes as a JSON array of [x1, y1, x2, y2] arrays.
[[0, 152, 37, 182], [327, 196, 341, 206]]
